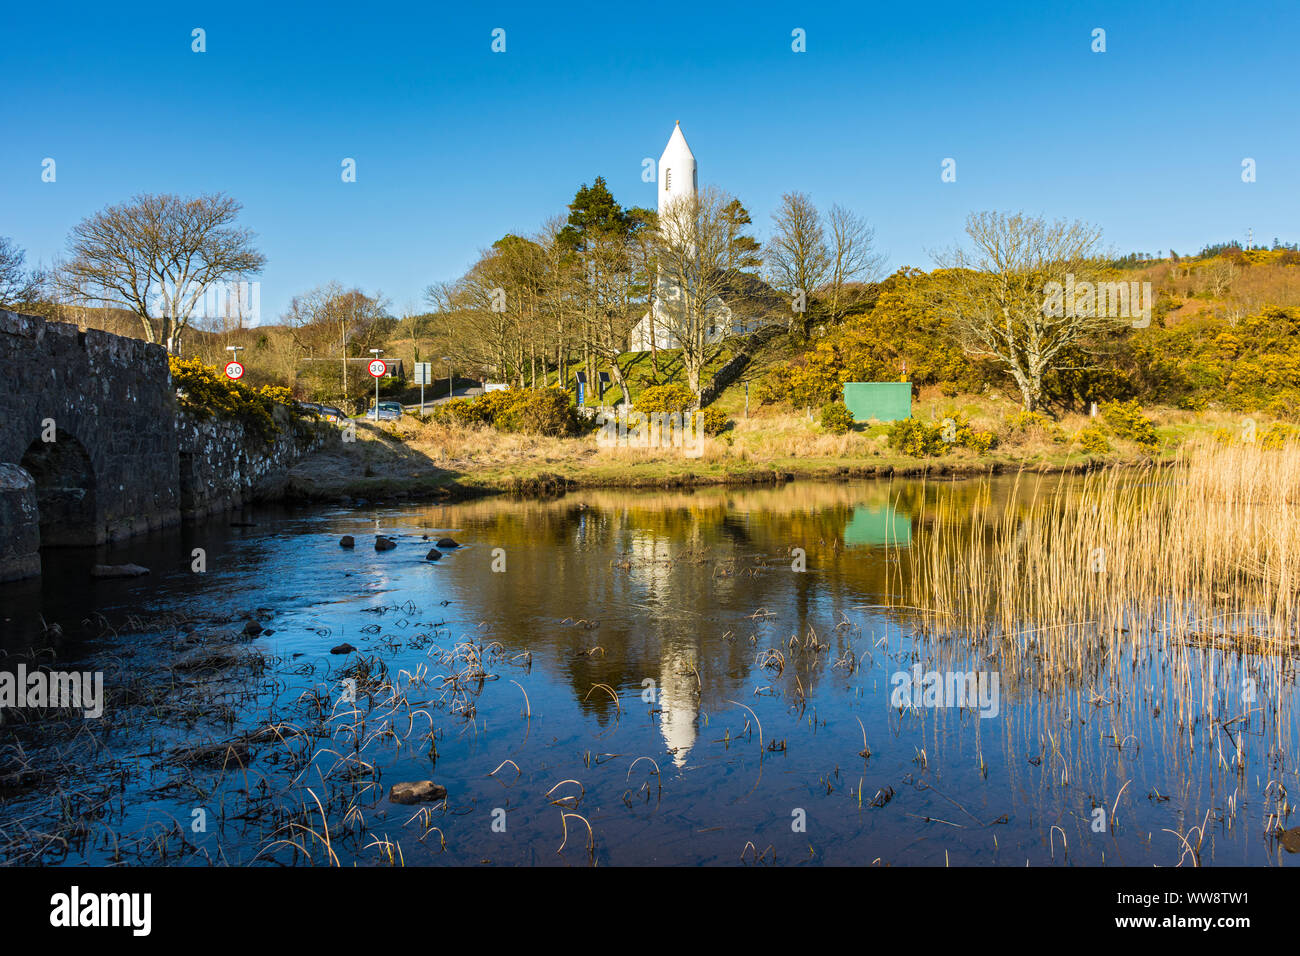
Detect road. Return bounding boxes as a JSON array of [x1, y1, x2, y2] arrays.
[[405, 384, 484, 413]]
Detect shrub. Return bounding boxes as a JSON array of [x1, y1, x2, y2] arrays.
[[1100, 400, 1159, 448], [1076, 423, 1111, 454], [431, 397, 492, 428], [484, 387, 580, 436], [1265, 393, 1300, 422], [170, 356, 288, 443], [431, 387, 579, 436], [1260, 421, 1300, 449], [1006, 409, 1052, 431], [887, 418, 945, 456], [635, 383, 696, 415], [819, 401, 855, 435], [886, 416, 995, 456], [697, 406, 730, 436], [954, 419, 997, 454], [1002, 409, 1065, 445], [631, 382, 727, 436]]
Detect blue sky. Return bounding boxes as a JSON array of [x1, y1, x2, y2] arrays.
[[2, 0, 1296, 321]]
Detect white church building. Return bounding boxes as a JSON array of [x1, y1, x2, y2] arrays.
[[628, 122, 743, 353]]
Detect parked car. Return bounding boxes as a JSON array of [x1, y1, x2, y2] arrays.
[[366, 401, 403, 422], [317, 405, 345, 422]]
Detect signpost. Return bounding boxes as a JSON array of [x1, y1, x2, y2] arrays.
[[368, 351, 385, 421], [414, 362, 433, 415], [575, 370, 587, 407], [597, 371, 610, 402], [225, 344, 244, 380]]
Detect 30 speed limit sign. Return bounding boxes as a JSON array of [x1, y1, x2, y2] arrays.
[[224, 361, 244, 380], [367, 359, 387, 378]]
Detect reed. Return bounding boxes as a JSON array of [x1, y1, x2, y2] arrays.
[[889, 437, 1300, 797], [896, 438, 1300, 661]]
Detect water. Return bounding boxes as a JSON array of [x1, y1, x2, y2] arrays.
[[0, 476, 1295, 866]]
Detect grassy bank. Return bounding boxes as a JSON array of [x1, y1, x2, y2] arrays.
[[279, 393, 1273, 502]]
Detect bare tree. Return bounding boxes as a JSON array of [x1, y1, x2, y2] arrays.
[[1202, 258, 1238, 299], [289, 282, 388, 406], [655, 186, 762, 399], [825, 204, 885, 322], [60, 192, 265, 353], [428, 243, 531, 385], [765, 191, 829, 337], [934, 211, 1110, 411], [0, 237, 46, 309], [625, 208, 661, 375]]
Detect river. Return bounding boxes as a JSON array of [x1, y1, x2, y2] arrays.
[[0, 475, 1294, 865]]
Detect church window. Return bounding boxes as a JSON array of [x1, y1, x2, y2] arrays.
[[665, 168, 671, 191]]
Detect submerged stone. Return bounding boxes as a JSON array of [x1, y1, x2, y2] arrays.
[[389, 780, 447, 804], [90, 563, 149, 578]]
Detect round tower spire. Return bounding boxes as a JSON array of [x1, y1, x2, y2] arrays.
[[658, 121, 697, 215]]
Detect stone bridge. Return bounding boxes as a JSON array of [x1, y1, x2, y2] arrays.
[[0, 309, 331, 582], [0, 309, 181, 580]]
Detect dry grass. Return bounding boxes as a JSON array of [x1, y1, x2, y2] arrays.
[[892, 438, 1300, 706], [288, 398, 1295, 503]]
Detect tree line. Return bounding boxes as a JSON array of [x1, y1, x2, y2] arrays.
[[0, 181, 885, 408], [9, 183, 1261, 416]]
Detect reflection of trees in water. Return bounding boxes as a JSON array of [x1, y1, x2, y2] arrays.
[[403, 480, 1019, 760]]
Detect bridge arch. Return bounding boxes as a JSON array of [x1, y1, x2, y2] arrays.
[[19, 430, 99, 547]]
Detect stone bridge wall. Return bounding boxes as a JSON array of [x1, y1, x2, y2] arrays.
[[0, 309, 181, 549], [178, 406, 333, 519], [0, 309, 336, 582]]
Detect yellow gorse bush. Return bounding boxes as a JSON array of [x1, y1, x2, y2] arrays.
[[169, 356, 291, 443]]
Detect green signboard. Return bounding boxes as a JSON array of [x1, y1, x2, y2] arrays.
[[843, 382, 912, 422]]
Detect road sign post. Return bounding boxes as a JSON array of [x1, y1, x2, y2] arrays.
[[414, 362, 432, 415], [368, 356, 386, 420], [224, 361, 244, 380]]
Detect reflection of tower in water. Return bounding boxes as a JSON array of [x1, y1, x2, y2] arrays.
[[625, 531, 702, 766], [657, 645, 699, 767]]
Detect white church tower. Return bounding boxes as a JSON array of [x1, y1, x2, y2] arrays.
[[628, 122, 732, 354], [658, 120, 697, 217]]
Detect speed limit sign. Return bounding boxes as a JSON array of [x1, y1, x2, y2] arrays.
[[224, 361, 244, 380], [367, 359, 387, 378]]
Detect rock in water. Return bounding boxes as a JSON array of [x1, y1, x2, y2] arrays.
[[425, 549, 442, 561], [243, 620, 264, 637], [389, 781, 447, 805], [375, 536, 397, 551], [1281, 826, 1300, 853], [330, 643, 356, 655], [435, 537, 459, 549], [339, 535, 355, 548], [90, 564, 150, 578]]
